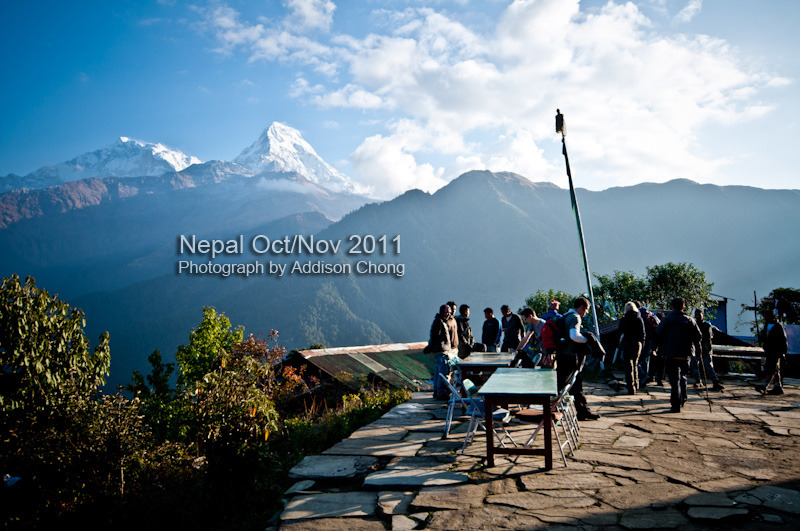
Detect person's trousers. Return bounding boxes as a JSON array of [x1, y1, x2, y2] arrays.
[[638, 340, 652, 386], [692, 347, 719, 383], [763, 356, 783, 386], [557, 350, 590, 415], [433, 352, 450, 399], [624, 341, 642, 393], [665, 358, 690, 410], [649, 351, 665, 383]]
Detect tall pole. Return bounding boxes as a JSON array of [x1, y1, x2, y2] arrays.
[[754, 290, 761, 346], [556, 110, 602, 344]]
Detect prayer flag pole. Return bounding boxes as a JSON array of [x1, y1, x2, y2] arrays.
[[556, 110, 602, 347]]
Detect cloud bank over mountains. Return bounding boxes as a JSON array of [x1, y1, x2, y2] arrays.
[[196, 0, 789, 199]]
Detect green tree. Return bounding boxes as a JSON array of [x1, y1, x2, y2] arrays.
[[739, 287, 800, 338], [176, 307, 244, 388], [523, 289, 578, 316], [646, 262, 715, 311], [0, 274, 110, 412], [189, 335, 283, 458], [593, 270, 649, 321]]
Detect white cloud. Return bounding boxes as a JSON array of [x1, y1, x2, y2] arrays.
[[310, 83, 384, 109], [256, 178, 315, 194], [284, 0, 335, 32], [350, 133, 447, 200], [198, 0, 788, 194], [674, 0, 702, 24]]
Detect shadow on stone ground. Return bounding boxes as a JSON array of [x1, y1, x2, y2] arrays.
[[272, 376, 800, 530]]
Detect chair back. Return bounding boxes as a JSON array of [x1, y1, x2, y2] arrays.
[[462, 378, 479, 398], [551, 370, 578, 410]]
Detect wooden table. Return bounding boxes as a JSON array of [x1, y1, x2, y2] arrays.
[[478, 368, 558, 469]]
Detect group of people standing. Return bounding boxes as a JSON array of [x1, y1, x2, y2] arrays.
[[426, 295, 790, 419], [617, 299, 724, 399], [622, 296, 789, 412], [425, 297, 603, 421]]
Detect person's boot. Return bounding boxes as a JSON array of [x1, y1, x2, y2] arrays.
[[767, 386, 784, 395], [577, 409, 600, 421], [754, 384, 767, 395], [712, 381, 725, 391]]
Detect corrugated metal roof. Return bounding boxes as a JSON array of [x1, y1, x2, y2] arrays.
[[297, 342, 433, 391]]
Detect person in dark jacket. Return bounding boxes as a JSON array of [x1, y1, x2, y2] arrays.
[[655, 297, 702, 413], [619, 301, 645, 395], [755, 310, 788, 395], [561, 297, 601, 420], [637, 301, 660, 387], [455, 304, 475, 359], [500, 304, 525, 352], [693, 309, 724, 391], [482, 308, 501, 352], [426, 304, 453, 400]]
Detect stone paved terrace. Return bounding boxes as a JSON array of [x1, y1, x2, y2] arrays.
[[272, 376, 800, 530]]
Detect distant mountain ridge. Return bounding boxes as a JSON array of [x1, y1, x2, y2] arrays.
[[1, 122, 358, 196], [0, 137, 202, 193]]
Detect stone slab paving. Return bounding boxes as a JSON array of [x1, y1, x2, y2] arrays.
[[272, 378, 800, 530]]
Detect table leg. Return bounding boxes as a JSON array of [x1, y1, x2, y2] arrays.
[[484, 396, 494, 467], [544, 402, 553, 470]]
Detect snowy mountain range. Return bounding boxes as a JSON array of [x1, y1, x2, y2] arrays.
[[0, 122, 362, 195], [0, 138, 202, 193]]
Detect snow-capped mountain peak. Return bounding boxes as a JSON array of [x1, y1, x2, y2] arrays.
[[0, 137, 202, 192], [235, 122, 361, 194], [71, 136, 202, 179]]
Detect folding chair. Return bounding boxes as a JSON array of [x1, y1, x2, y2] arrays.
[[557, 371, 580, 447], [440, 360, 468, 437], [512, 371, 579, 466], [460, 378, 515, 453]]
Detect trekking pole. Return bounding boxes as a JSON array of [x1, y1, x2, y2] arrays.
[[556, 109, 603, 370]]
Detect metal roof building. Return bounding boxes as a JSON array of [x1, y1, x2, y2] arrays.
[[293, 342, 433, 391]]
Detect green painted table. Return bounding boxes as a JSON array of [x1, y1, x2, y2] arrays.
[[478, 368, 558, 469]]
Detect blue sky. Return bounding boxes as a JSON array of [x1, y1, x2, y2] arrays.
[[2, 0, 798, 199]]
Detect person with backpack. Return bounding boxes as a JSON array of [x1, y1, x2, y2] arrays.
[[559, 297, 601, 421], [540, 317, 559, 369]]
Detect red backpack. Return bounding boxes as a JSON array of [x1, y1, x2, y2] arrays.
[[541, 315, 566, 351]]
